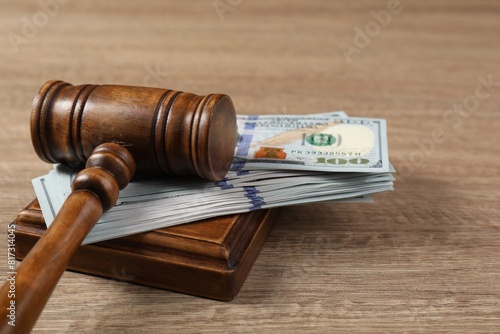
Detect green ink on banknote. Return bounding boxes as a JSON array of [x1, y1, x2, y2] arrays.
[[306, 133, 336, 146]]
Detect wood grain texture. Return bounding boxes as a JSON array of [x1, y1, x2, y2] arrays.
[[0, 0, 499, 332]]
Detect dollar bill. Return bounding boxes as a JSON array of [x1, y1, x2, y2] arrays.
[[234, 115, 389, 173], [33, 165, 393, 244], [31, 111, 394, 244]]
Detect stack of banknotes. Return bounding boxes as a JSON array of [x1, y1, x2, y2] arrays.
[[33, 111, 394, 244]]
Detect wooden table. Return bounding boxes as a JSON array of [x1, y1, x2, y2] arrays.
[[1, 0, 499, 332]]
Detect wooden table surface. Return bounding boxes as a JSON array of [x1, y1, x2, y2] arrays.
[[1, 0, 499, 332]]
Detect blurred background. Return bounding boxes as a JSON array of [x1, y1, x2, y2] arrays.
[[0, 0, 499, 332]]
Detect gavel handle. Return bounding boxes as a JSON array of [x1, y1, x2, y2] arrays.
[[0, 143, 136, 334]]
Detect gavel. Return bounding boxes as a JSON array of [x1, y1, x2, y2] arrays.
[[0, 80, 237, 333]]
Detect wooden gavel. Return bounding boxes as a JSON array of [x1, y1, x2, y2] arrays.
[[0, 80, 237, 333]]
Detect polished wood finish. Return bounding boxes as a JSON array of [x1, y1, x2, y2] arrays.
[[0, 143, 136, 333], [13, 200, 279, 301], [1, 0, 499, 332], [31, 80, 237, 181], [0, 80, 237, 332]]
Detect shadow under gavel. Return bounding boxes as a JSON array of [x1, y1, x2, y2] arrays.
[[0, 80, 237, 334]]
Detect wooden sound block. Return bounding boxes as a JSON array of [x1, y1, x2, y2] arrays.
[[13, 200, 279, 301]]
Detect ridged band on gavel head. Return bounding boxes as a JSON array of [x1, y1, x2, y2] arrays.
[[30, 80, 237, 181]]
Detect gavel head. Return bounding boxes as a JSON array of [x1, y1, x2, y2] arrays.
[[30, 80, 237, 181]]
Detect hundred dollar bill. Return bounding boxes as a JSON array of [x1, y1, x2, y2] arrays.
[[234, 115, 389, 173], [32, 112, 394, 244], [33, 164, 393, 244]]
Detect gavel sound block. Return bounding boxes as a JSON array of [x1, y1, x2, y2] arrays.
[[13, 199, 279, 300], [0, 81, 239, 333]]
